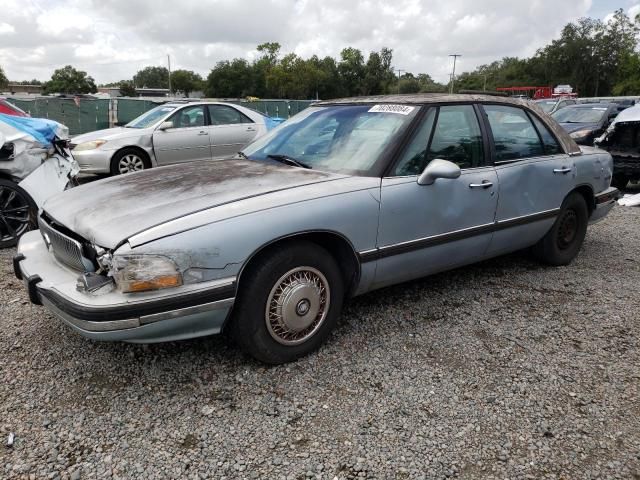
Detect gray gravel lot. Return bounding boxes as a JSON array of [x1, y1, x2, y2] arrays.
[[1, 206, 639, 480]]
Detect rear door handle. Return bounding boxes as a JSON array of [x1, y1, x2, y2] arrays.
[[553, 167, 572, 174], [469, 181, 493, 189], [197, 131, 208, 136], [246, 127, 256, 132]]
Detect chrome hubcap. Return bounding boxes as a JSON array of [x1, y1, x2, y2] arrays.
[[265, 267, 330, 346], [118, 154, 145, 174]]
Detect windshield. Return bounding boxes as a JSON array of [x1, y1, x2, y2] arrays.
[[536, 101, 557, 113], [125, 105, 176, 128], [552, 106, 607, 124], [242, 105, 419, 175]]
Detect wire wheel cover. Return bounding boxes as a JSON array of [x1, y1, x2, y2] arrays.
[[265, 267, 330, 345]]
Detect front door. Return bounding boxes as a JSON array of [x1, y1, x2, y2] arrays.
[[153, 105, 211, 165], [207, 105, 259, 158], [374, 105, 499, 289]]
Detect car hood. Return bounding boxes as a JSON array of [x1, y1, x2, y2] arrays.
[[43, 159, 345, 248], [558, 122, 600, 134], [72, 126, 148, 144]]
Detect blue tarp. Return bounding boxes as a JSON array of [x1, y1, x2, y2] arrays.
[[0, 113, 63, 146]]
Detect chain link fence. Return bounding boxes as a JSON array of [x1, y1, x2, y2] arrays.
[[7, 97, 315, 135]]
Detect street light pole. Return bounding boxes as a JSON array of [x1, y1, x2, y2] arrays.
[[396, 69, 404, 94], [449, 54, 461, 94]]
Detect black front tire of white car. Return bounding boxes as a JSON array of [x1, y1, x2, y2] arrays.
[[532, 192, 588, 266], [0, 179, 37, 248], [230, 241, 344, 364], [110, 148, 150, 176]]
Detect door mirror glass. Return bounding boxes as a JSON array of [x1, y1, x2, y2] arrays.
[[158, 121, 173, 130], [417, 159, 461, 185]]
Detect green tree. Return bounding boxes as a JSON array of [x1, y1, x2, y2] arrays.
[[0, 66, 7, 90], [338, 47, 365, 96], [119, 80, 137, 97], [43, 65, 97, 94], [205, 59, 253, 97], [133, 66, 169, 88], [170, 70, 203, 97]]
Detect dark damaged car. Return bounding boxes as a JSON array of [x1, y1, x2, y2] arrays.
[[595, 104, 640, 189], [14, 94, 618, 364]]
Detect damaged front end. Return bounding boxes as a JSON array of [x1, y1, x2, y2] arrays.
[[595, 105, 640, 189], [0, 113, 79, 247]]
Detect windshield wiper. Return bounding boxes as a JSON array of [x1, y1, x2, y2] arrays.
[[266, 154, 312, 169]]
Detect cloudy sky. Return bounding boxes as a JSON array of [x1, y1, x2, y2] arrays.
[[0, 0, 635, 85]]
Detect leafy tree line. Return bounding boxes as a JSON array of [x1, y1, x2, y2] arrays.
[[3, 9, 640, 98], [455, 9, 640, 96]]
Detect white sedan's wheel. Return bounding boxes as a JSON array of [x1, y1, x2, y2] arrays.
[[110, 148, 150, 176], [118, 153, 145, 174]]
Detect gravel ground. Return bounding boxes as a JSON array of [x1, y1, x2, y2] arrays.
[[1, 206, 639, 480]]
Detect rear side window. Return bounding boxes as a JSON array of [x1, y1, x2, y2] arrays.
[[530, 114, 562, 155], [484, 105, 544, 161], [208, 105, 253, 125]]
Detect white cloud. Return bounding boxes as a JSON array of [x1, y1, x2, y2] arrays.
[[0, 0, 594, 85]]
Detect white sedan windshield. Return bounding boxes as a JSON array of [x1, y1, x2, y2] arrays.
[[126, 105, 177, 129], [243, 105, 419, 175]]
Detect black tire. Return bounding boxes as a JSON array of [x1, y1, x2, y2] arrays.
[[532, 192, 588, 266], [229, 241, 345, 364], [110, 148, 151, 176], [0, 179, 37, 248]]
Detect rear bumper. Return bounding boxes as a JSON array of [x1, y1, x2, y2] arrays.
[[590, 186, 619, 224], [14, 231, 235, 343]]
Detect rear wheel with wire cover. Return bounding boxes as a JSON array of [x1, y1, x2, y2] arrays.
[[0, 179, 37, 248], [229, 241, 345, 364], [110, 148, 150, 175]]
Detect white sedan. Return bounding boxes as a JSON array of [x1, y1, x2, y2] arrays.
[[70, 101, 277, 175]]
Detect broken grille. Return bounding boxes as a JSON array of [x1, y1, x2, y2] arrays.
[[38, 216, 89, 272]]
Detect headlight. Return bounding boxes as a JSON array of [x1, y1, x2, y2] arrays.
[[74, 140, 107, 151], [569, 129, 592, 140], [112, 255, 182, 293]]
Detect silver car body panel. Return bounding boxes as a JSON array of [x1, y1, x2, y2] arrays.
[[15, 94, 617, 343]]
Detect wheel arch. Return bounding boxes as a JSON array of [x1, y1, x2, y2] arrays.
[[571, 184, 595, 217], [235, 230, 362, 299]]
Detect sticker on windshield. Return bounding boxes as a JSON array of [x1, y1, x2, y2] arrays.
[[368, 104, 415, 115], [160, 107, 175, 111]]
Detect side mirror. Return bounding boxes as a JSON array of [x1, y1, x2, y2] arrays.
[[158, 121, 174, 130], [417, 159, 461, 185]]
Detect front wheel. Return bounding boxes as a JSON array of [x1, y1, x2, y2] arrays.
[[229, 241, 344, 364], [110, 148, 150, 175], [0, 179, 37, 248], [532, 192, 588, 266]]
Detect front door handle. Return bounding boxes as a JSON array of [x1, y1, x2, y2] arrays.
[[553, 167, 572, 174], [469, 181, 493, 189], [197, 131, 208, 136], [246, 127, 256, 132]]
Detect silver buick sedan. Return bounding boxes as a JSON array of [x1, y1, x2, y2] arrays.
[[14, 94, 618, 364], [71, 101, 274, 175]]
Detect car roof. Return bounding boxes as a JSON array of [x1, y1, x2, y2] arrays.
[[564, 103, 616, 109], [314, 93, 532, 108]]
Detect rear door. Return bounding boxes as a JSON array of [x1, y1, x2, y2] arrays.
[[152, 105, 211, 165], [207, 105, 259, 158], [480, 104, 575, 256], [374, 104, 499, 289]]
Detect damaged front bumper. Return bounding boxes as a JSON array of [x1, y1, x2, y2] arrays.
[[14, 230, 236, 343]]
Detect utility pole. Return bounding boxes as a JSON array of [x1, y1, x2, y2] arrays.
[[167, 54, 172, 96], [483, 74, 488, 91], [449, 54, 461, 94], [396, 69, 404, 94]]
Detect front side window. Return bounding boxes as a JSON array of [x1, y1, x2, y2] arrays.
[[169, 105, 205, 128], [394, 105, 484, 175], [484, 105, 544, 161], [243, 105, 419, 175], [208, 105, 252, 125]]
